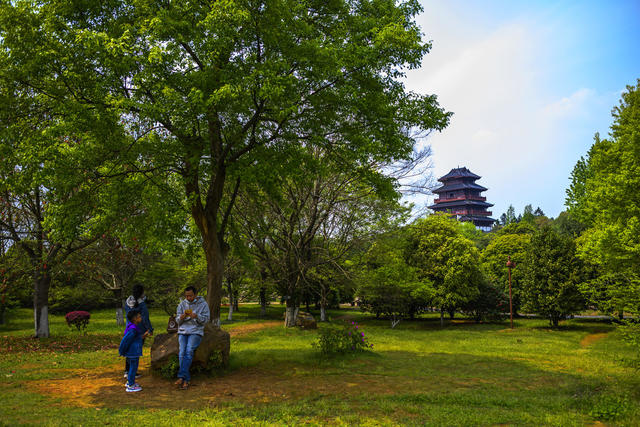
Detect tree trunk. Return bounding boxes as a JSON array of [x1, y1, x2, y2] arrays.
[[284, 299, 298, 327], [320, 305, 326, 322], [202, 235, 224, 327], [116, 307, 124, 327], [227, 283, 234, 321], [440, 309, 444, 327], [448, 309, 455, 319], [233, 290, 239, 312], [0, 289, 6, 325], [33, 269, 51, 338], [115, 289, 125, 326], [259, 287, 267, 317]]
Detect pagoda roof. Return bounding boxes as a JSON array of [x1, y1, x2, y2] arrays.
[[432, 182, 488, 193], [429, 200, 494, 209], [438, 167, 481, 182]]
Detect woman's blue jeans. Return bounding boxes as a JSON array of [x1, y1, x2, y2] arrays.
[[178, 334, 202, 382]]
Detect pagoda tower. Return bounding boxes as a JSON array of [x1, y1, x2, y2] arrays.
[[428, 167, 495, 231]]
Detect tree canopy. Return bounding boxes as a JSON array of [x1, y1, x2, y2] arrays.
[[1, 0, 450, 327]]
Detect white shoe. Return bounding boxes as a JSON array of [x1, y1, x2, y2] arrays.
[[126, 384, 142, 392]]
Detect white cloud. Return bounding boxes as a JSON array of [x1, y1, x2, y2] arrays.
[[402, 4, 616, 218], [542, 88, 596, 119]]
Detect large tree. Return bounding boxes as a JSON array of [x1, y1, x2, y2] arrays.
[[521, 226, 585, 326], [236, 145, 406, 326], [407, 214, 482, 325], [1, 0, 450, 325], [566, 80, 640, 315], [480, 232, 531, 314]]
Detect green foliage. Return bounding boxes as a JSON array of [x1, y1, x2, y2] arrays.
[[0, 0, 451, 328], [480, 233, 531, 314], [157, 350, 225, 379], [521, 226, 585, 326], [313, 321, 373, 354], [618, 320, 640, 369], [159, 355, 179, 379], [589, 394, 629, 421], [553, 211, 587, 238], [460, 279, 508, 322], [566, 80, 640, 317], [407, 214, 481, 313], [358, 229, 433, 320], [457, 221, 493, 250]]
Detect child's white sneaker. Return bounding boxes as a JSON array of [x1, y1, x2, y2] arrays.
[[126, 384, 142, 393]]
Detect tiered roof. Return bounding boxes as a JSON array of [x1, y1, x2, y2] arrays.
[[428, 167, 495, 229]]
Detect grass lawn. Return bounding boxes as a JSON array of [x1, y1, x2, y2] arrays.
[[1, 305, 639, 426]]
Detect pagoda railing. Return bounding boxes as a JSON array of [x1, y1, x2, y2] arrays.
[[434, 196, 487, 203], [448, 210, 493, 216]]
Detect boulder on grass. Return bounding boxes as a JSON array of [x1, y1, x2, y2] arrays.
[[150, 323, 230, 373], [283, 311, 317, 329]]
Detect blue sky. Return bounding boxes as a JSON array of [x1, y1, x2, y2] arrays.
[[404, 0, 640, 219]]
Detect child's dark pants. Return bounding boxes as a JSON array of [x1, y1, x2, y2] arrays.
[[127, 357, 139, 386]]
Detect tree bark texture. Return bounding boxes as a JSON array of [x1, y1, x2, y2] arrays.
[[259, 287, 267, 317], [227, 283, 234, 321], [33, 269, 51, 338], [284, 299, 298, 327]]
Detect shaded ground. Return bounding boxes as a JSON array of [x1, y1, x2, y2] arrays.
[[29, 358, 417, 409]]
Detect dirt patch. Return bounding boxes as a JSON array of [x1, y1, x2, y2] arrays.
[[580, 332, 608, 348], [28, 357, 416, 409], [226, 321, 281, 337], [451, 320, 476, 325]]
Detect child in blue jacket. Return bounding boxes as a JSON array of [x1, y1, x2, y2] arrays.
[[119, 309, 149, 392]]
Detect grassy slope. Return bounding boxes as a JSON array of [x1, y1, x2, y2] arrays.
[[1, 306, 639, 426]]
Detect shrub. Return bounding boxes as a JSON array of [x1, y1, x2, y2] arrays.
[[589, 394, 629, 421], [159, 354, 179, 379], [313, 321, 373, 355], [157, 351, 225, 379], [460, 279, 509, 322], [64, 311, 91, 332]]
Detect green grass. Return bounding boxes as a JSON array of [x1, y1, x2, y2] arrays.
[[1, 305, 640, 426]]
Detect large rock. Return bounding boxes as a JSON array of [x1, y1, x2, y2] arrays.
[[150, 323, 230, 372], [283, 311, 318, 329]]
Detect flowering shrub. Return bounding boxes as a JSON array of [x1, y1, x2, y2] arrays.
[[313, 321, 373, 355], [65, 311, 91, 332]]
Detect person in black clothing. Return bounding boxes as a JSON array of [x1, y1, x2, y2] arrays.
[[123, 284, 153, 378]]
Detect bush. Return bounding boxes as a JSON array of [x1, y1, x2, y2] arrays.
[[589, 394, 629, 421], [159, 354, 179, 379], [313, 321, 373, 355], [460, 279, 509, 322], [157, 351, 225, 379], [50, 282, 113, 313], [65, 311, 91, 332]]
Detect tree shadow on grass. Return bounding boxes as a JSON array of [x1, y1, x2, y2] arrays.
[[26, 347, 630, 425]]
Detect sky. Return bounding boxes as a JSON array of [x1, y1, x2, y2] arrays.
[[404, 0, 640, 219]]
